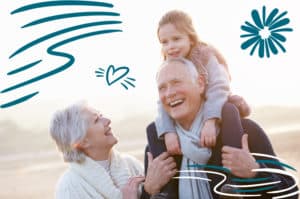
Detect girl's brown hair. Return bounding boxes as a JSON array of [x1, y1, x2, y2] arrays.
[[157, 10, 228, 69]]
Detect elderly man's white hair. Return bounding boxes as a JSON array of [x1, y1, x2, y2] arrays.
[[156, 57, 200, 83], [49, 101, 88, 163]]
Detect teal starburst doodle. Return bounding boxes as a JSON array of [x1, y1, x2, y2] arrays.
[[240, 6, 293, 58], [95, 65, 136, 90]]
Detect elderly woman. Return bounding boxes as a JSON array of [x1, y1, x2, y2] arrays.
[[50, 102, 174, 199]]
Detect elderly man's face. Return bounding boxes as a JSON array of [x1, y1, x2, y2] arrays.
[[81, 106, 118, 151], [157, 61, 205, 129]]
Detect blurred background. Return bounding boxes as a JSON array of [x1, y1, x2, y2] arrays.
[[1, 0, 299, 198]]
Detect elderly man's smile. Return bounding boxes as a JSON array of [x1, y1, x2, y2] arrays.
[[169, 99, 184, 108]]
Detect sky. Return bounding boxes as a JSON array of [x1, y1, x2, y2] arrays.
[[0, 0, 300, 129]]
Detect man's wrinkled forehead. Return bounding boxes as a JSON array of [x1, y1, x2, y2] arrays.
[[157, 61, 188, 83]]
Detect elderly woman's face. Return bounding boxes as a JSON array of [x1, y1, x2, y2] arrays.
[[81, 106, 118, 151]]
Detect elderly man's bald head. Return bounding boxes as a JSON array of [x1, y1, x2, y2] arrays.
[[156, 58, 199, 83]]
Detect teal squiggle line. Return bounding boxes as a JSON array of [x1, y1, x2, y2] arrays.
[[256, 160, 297, 171], [235, 185, 276, 193], [127, 77, 136, 81], [232, 177, 271, 183], [7, 60, 42, 75], [10, 20, 122, 58], [0, 92, 39, 108], [124, 79, 135, 87], [22, 11, 120, 28], [121, 82, 128, 90], [11, 0, 113, 14], [2, 29, 122, 93], [187, 164, 230, 173]]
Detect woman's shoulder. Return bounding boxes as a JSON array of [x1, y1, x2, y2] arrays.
[[55, 169, 75, 195], [56, 168, 76, 188], [121, 153, 142, 166], [119, 152, 144, 174]]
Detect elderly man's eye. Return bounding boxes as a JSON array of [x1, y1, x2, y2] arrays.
[[159, 86, 166, 92], [173, 79, 181, 85], [160, 40, 167, 45]]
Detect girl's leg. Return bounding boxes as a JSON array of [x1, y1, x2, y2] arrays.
[[220, 102, 244, 148], [218, 102, 245, 197]]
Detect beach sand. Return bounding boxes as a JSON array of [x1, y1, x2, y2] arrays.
[[0, 107, 299, 199]]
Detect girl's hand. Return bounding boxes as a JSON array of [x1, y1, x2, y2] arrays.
[[164, 132, 182, 155], [200, 119, 217, 147]]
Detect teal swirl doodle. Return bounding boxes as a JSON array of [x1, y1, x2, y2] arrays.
[[1, 0, 123, 108], [186, 153, 298, 198]]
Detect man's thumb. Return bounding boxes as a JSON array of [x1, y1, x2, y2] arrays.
[[147, 152, 153, 164], [242, 134, 250, 151]]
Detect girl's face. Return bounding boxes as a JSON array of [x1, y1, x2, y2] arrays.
[[158, 23, 193, 59]]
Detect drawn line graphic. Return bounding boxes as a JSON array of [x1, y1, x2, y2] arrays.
[[95, 65, 136, 90], [11, 0, 114, 14], [232, 177, 272, 183], [7, 60, 42, 75], [10, 20, 122, 59], [240, 6, 293, 58], [185, 153, 298, 198], [1, 0, 123, 108], [22, 11, 120, 28]]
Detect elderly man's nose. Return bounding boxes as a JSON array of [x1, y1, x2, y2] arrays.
[[166, 87, 176, 97]]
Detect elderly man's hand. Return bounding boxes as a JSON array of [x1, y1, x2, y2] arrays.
[[144, 152, 177, 195], [221, 134, 260, 178]]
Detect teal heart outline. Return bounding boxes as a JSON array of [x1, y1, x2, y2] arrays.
[[106, 65, 129, 86]]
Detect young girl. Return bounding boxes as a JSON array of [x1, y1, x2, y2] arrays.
[[148, 9, 250, 198]]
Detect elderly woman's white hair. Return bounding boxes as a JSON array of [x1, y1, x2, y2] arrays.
[[49, 101, 89, 163], [156, 57, 203, 83]]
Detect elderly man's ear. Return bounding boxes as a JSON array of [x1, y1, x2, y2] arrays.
[[197, 74, 206, 93]]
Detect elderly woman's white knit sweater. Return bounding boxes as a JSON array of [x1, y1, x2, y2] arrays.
[[55, 150, 143, 199]]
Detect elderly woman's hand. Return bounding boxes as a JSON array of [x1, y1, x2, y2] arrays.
[[121, 176, 145, 199]]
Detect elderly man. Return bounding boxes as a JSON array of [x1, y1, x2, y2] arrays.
[[144, 58, 298, 199], [50, 102, 177, 199]]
